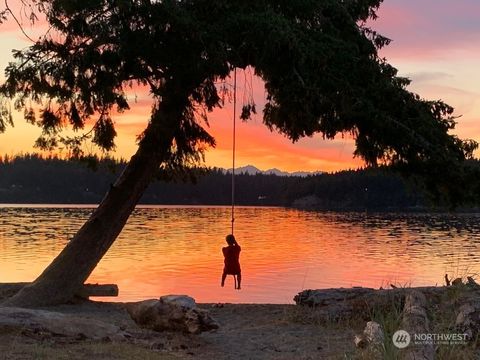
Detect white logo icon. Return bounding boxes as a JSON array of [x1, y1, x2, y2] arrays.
[[392, 330, 411, 348]]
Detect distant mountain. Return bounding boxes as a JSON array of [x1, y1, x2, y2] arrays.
[[226, 165, 262, 175], [225, 165, 322, 177]]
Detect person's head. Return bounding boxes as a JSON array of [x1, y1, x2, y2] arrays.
[[226, 234, 236, 246]]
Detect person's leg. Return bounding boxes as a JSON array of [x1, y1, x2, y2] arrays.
[[221, 272, 227, 287], [236, 273, 241, 290]]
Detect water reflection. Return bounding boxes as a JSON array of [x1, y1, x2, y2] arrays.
[[1, 205, 480, 303]]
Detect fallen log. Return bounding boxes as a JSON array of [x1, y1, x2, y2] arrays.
[[0, 306, 128, 340], [76, 284, 119, 298], [400, 290, 434, 360], [0, 283, 118, 300], [294, 286, 480, 320]]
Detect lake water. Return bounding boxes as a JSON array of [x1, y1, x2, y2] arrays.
[[1, 205, 480, 304]]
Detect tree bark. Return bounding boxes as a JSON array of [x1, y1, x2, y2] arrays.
[[2, 91, 188, 308]]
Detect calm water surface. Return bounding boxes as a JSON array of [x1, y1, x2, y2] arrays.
[[1, 205, 480, 303]]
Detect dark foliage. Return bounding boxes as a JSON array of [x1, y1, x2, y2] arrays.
[[0, 0, 477, 206], [3, 155, 479, 210]]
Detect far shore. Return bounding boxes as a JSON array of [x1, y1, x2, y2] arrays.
[[2, 202, 480, 214]]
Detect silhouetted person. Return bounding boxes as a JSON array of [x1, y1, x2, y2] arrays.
[[221, 234, 241, 289]]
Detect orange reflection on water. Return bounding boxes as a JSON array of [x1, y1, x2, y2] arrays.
[[2, 206, 480, 303]]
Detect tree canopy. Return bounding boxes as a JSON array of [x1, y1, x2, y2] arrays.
[[1, 0, 476, 169]]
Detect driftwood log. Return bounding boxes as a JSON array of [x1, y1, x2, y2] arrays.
[[294, 286, 450, 320], [401, 291, 434, 360], [0, 283, 118, 301], [297, 284, 480, 359], [0, 306, 128, 340]]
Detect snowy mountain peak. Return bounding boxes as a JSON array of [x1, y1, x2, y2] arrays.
[[225, 165, 322, 177]]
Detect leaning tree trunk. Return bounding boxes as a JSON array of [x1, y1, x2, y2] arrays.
[[2, 92, 188, 308]]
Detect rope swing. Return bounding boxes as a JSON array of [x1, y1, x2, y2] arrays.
[[221, 67, 242, 290], [231, 67, 237, 236]]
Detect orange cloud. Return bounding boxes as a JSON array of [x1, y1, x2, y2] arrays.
[[206, 111, 360, 172]]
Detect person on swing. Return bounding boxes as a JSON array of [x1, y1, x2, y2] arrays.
[[221, 234, 241, 289]]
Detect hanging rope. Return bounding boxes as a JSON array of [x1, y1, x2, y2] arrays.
[[231, 68, 237, 235]]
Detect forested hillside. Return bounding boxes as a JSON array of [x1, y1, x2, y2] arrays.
[[0, 154, 459, 210]]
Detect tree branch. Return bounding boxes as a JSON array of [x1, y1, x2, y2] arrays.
[[4, 0, 36, 43]]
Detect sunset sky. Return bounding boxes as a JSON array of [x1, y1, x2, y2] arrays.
[[0, 0, 478, 172]]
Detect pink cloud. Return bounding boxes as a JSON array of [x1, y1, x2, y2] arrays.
[[0, 0, 50, 41], [372, 0, 480, 60]]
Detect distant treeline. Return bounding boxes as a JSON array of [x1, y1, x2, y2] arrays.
[[0, 154, 474, 211]]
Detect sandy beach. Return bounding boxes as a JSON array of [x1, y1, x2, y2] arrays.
[[3, 282, 480, 359], [0, 300, 361, 360]]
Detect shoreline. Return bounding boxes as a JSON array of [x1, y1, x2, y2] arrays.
[[0, 300, 359, 360], [2, 283, 480, 359], [2, 202, 480, 213]]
